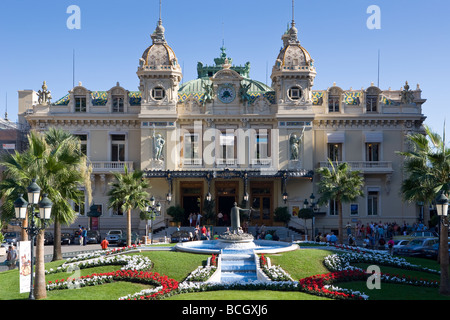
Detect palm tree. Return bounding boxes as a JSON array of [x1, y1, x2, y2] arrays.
[[316, 160, 365, 244], [44, 127, 92, 261], [0, 129, 92, 299], [398, 125, 450, 295], [107, 165, 149, 247]]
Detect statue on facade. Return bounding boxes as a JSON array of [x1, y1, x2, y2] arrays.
[[152, 128, 165, 161], [239, 82, 252, 107], [290, 134, 301, 160], [230, 202, 253, 233], [400, 81, 415, 105], [202, 82, 214, 107], [37, 81, 52, 105]]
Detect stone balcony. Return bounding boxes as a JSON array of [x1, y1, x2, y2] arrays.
[[318, 161, 393, 174], [90, 161, 134, 173]]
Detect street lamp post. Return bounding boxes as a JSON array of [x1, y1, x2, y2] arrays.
[[304, 193, 318, 241], [145, 197, 161, 244], [436, 191, 450, 294], [13, 179, 52, 300]]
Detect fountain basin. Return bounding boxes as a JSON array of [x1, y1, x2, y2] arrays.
[[174, 239, 298, 254]]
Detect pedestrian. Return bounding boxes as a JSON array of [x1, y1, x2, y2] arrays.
[[378, 236, 386, 250], [217, 211, 223, 226], [363, 235, 370, 248], [329, 232, 337, 245], [196, 212, 202, 226], [82, 227, 87, 246], [348, 234, 355, 246], [192, 213, 196, 227], [346, 222, 352, 236], [201, 225, 207, 239], [101, 238, 109, 250], [387, 237, 395, 255], [189, 213, 193, 227], [78, 226, 83, 245], [6, 245, 18, 270]]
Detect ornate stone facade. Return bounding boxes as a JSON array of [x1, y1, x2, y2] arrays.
[[18, 15, 426, 237]]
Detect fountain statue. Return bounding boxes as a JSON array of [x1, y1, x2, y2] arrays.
[[217, 203, 256, 245]]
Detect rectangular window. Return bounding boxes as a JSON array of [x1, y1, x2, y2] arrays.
[[366, 96, 378, 112], [112, 202, 124, 216], [112, 96, 124, 113], [74, 199, 85, 216], [74, 134, 87, 156], [256, 130, 270, 160], [329, 200, 339, 216], [368, 191, 379, 216], [328, 143, 342, 162], [111, 134, 126, 162], [366, 143, 380, 161], [184, 133, 200, 164], [75, 97, 87, 112], [328, 97, 340, 112], [220, 131, 235, 162]]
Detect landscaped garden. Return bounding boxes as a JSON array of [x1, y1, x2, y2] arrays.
[[0, 242, 449, 301]]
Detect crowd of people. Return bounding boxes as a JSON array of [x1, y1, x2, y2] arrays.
[[345, 220, 432, 240], [314, 220, 433, 253]]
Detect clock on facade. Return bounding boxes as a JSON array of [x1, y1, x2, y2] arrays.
[[218, 84, 236, 104]]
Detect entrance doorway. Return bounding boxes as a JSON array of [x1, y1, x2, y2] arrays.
[[250, 181, 273, 226], [215, 181, 239, 226], [181, 182, 203, 226]]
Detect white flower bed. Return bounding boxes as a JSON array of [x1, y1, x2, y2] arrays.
[[46, 254, 152, 274]]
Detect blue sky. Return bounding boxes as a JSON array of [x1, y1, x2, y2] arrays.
[[0, 0, 448, 139]]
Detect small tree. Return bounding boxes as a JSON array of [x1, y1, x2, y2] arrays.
[[203, 199, 215, 224], [274, 206, 291, 226], [298, 208, 314, 237], [316, 160, 364, 244], [167, 205, 185, 225], [108, 165, 149, 247]]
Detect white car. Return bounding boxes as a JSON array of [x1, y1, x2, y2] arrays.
[[393, 239, 410, 254], [106, 230, 122, 244]]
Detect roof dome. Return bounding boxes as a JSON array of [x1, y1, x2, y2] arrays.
[[276, 24, 313, 69], [141, 43, 178, 68], [276, 43, 313, 69], [139, 19, 180, 70]]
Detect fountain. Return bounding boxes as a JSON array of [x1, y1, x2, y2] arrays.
[[175, 203, 298, 255]]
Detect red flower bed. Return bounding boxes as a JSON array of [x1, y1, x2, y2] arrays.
[[211, 254, 217, 267], [299, 270, 368, 300], [47, 269, 179, 299]]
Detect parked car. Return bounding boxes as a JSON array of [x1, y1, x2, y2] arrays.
[[397, 238, 439, 256], [33, 232, 54, 245], [61, 233, 74, 245], [106, 230, 123, 244], [170, 230, 191, 243], [86, 230, 101, 244], [395, 230, 438, 240], [420, 242, 450, 259], [4, 232, 20, 245], [44, 232, 54, 245], [392, 239, 410, 254], [117, 232, 140, 247]]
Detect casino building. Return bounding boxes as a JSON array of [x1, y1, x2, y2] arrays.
[[18, 11, 427, 237]]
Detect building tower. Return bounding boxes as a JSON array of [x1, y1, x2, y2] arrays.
[[271, 8, 316, 111], [137, 3, 182, 116]]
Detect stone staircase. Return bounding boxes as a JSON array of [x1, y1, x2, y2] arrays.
[[220, 252, 258, 283]]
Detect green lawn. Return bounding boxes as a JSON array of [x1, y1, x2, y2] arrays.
[[1, 246, 450, 300]]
